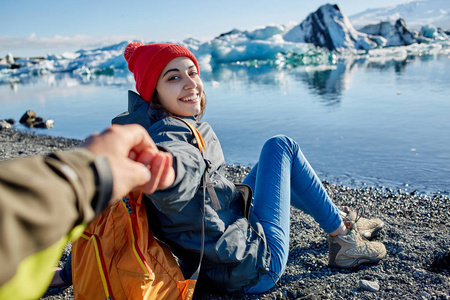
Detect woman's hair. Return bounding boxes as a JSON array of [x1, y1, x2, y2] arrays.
[[150, 90, 207, 120]]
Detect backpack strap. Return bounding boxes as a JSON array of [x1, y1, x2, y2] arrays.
[[169, 116, 221, 282], [170, 116, 221, 211], [172, 117, 206, 154]]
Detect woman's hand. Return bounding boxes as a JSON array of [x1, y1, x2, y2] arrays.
[[136, 150, 176, 194]]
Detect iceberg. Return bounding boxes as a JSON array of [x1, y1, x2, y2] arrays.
[[193, 28, 324, 64], [283, 4, 378, 52], [359, 19, 417, 47]]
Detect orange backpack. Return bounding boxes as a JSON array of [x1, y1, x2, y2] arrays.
[[71, 190, 197, 300], [72, 117, 207, 300]]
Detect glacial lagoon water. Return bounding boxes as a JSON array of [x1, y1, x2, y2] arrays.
[[1, 53, 449, 195]]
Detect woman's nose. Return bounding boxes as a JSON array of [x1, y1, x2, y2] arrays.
[[183, 76, 197, 90]]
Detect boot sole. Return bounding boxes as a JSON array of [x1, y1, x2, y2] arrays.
[[329, 249, 387, 269]]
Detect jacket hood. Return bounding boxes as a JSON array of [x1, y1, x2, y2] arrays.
[[112, 91, 168, 127]]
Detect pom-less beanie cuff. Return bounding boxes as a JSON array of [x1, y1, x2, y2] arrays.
[[124, 42, 200, 102]]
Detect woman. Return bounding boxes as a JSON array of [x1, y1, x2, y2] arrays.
[[114, 42, 386, 294]]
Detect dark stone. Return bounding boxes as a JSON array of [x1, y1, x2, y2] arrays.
[[34, 120, 54, 129], [18, 111, 53, 129], [19, 110, 37, 126], [0, 120, 13, 130]]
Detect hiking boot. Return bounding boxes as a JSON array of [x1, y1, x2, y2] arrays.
[[328, 230, 386, 268], [340, 206, 384, 240]]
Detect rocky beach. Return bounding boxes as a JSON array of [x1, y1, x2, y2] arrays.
[[1, 128, 449, 300]]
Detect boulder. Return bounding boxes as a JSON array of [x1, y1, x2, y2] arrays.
[[19, 110, 37, 126], [0, 120, 13, 130], [34, 119, 54, 129], [19, 110, 54, 129]]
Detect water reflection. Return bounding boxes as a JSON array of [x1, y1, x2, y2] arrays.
[[295, 64, 348, 106], [203, 52, 450, 106], [3, 52, 448, 99], [207, 63, 288, 86], [1, 69, 135, 92], [204, 61, 348, 107]]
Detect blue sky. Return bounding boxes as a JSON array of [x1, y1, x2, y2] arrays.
[[1, 0, 408, 57]]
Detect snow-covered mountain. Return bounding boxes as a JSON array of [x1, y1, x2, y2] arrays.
[[349, 0, 450, 30]]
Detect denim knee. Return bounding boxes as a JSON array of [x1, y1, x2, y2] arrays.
[[263, 135, 299, 158]]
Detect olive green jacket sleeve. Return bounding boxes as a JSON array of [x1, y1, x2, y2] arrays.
[[0, 149, 113, 300]]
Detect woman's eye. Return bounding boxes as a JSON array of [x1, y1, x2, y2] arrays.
[[189, 71, 198, 77], [168, 75, 180, 81]]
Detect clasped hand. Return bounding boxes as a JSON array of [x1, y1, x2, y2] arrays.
[[82, 124, 175, 201]]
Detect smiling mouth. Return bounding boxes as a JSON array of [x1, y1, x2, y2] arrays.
[[180, 94, 199, 102]]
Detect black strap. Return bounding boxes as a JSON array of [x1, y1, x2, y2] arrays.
[[204, 161, 221, 211]]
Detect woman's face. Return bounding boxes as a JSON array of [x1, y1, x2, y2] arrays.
[[155, 57, 203, 117]]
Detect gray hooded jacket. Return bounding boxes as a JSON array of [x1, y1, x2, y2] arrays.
[[112, 91, 271, 292]]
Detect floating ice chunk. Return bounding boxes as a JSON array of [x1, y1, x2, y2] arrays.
[[194, 29, 319, 64], [5, 53, 15, 65], [47, 52, 81, 60], [421, 24, 449, 41], [196, 54, 212, 72], [244, 25, 285, 40], [367, 47, 408, 61]]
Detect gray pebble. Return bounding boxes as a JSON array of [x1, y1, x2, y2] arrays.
[[414, 268, 427, 276], [359, 280, 380, 292]]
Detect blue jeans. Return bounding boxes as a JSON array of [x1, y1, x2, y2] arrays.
[[243, 135, 342, 294]]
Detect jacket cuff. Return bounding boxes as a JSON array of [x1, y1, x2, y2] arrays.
[[90, 155, 113, 215], [47, 149, 113, 221], [156, 145, 180, 189]]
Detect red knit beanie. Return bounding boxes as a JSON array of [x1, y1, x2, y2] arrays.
[[124, 42, 200, 102]]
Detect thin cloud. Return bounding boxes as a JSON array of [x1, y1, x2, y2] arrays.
[[0, 34, 143, 56]]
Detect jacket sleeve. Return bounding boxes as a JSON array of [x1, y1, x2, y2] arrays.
[[0, 149, 112, 290], [147, 119, 206, 212]]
